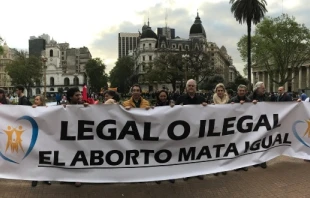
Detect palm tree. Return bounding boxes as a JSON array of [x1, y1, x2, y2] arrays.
[[230, 0, 267, 90]]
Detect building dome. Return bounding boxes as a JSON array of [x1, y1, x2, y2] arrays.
[[141, 27, 157, 39], [142, 24, 148, 32], [220, 46, 227, 54], [189, 12, 206, 38], [2, 42, 9, 52]]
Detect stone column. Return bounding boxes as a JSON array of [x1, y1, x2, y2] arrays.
[[257, 72, 260, 82], [307, 66, 310, 88], [299, 67, 302, 89], [273, 74, 276, 92]]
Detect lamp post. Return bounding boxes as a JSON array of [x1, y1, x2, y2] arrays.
[[41, 56, 48, 100]]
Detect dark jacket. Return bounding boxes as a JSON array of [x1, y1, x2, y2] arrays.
[[229, 95, 251, 103], [176, 94, 206, 105], [249, 92, 270, 102], [18, 96, 32, 106], [276, 93, 292, 102]]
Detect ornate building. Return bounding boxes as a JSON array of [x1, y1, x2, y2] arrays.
[[30, 38, 91, 96], [0, 42, 14, 91], [252, 63, 310, 93], [130, 13, 235, 92]]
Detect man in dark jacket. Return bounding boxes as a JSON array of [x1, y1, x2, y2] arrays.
[[228, 84, 250, 172], [249, 82, 270, 102], [15, 85, 32, 106], [249, 82, 269, 169], [276, 86, 292, 102], [229, 84, 251, 103], [176, 79, 206, 181]]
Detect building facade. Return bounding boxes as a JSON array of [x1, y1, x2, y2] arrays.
[[29, 34, 49, 58], [29, 38, 91, 96], [118, 33, 139, 58], [0, 42, 14, 91], [252, 63, 310, 93], [130, 13, 235, 92]]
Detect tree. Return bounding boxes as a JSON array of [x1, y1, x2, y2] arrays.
[[200, 75, 225, 91], [230, 0, 268, 89], [5, 50, 43, 96], [85, 58, 108, 93], [183, 43, 217, 85], [234, 73, 249, 86], [237, 14, 310, 86], [109, 56, 134, 93], [145, 45, 217, 92], [144, 51, 184, 91], [0, 37, 3, 55]]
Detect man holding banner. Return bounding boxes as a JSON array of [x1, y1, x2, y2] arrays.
[[123, 84, 150, 110], [176, 79, 207, 180], [250, 82, 269, 169]]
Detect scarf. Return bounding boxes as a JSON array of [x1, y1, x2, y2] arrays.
[[213, 93, 229, 104]]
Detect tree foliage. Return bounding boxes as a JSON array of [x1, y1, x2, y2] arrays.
[[109, 56, 134, 93], [0, 37, 3, 55], [85, 58, 108, 93], [144, 45, 217, 91], [237, 14, 310, 86], [230, 0, 268, 88], [5, 51, 43, 95], [144, 51, 184, 92], [200, 75, 225, 91]]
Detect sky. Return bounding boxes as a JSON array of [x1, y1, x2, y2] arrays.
[[1, 0, 309, 75]]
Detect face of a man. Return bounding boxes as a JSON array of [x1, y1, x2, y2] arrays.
[[237, 88, 246, 97], [132, 86, 141, 99], [71, 91, 82, 104], [15, 89, 22, 97], [186, 81, 196, 94], [257, 84, 266, 95], [278, 87, 284, 95]]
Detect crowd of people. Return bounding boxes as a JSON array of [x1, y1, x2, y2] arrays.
[[1, 80, 308, 187]]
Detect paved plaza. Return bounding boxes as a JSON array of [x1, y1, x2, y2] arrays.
[[0, 156, 309, 198]]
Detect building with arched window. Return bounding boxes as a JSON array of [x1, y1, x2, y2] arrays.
[[29, 36, 91, 97], [0, 42, 14, 92], [130, 13, 235, 92]]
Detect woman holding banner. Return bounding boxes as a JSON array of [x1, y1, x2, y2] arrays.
[[154, 90, 175, 184], [103, 90, 120, 104], [212, 84, 228, 176], [31, 95, 51, 187]]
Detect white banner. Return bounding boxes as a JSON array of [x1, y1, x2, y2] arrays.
[[0, 102, 310, 183]]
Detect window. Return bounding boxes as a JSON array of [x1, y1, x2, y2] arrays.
[[50, 88, 55, 91], [74, 77, 79, 85], [64, 78, 70, 86], [62, 57, 64, 60], [62, 52, 64, 55], [149, 43, 151, 48], [143, 44, 145, 48], [50, 77, 54, 86], [142, 65, 146, 71], [149, 56, 152, 61], [36, 88, 41, 95], [143, 56, 145, 61], [50, 49, 53, 57], [172, 45, 176, 48], [179, 46, 182, 51], [185, 46, 189, 50]]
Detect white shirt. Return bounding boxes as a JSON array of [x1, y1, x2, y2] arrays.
[[305, 97, 310, 102]]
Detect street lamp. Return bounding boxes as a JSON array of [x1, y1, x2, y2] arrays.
[[41, 56, 48, 100]]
